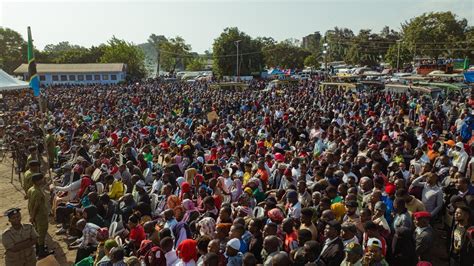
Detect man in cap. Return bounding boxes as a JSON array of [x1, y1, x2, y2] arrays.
[[341, 242, 363, 266], [22, 160, 40, 195], [413, 211, 434, 262], [362, 238, 389, 266], [1, 208, 38, 266], [27, 173, 52, 258], [225, 238, 243, 266]]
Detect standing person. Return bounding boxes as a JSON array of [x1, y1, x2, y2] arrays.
[[286, 190, 302, 220], [449, 206, 474, 266], [22, 160, 40, 195], [225, 238, 243, 266], [410, 173, 443, 218], [392, 197, 413, 232], [1, 208, 38, 266], [318, 220, 345, 266], [341, 242, 363, 266], [45, 127, 56, 168], [413, 211, 434, 262], [26, 173, 52, 258]]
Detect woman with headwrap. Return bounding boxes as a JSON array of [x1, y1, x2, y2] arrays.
[[230, 179, 243, 202], [197, 217, 216, 238], [176, 239, 198, 266], [179, 181, 192, 201], [182, 199, 199, 224]]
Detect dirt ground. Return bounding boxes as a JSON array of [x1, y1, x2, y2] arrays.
[[0, 156, 75, 265]]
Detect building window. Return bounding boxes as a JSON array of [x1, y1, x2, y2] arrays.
[[69, 75, 76, 81], [78, 75, 84, 81], [102, 74, 109, 80], [39, 75, 46, 81], [52, 75, 59, 81], [94, 75, 101, 81], [86, 75, 92, 81], [111, 74, 117, 80], [60, 75, 67, 81]]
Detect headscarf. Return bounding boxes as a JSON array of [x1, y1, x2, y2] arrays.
[[182, 199, 197, 223], [231, 179, 243, 202], [176, 239, 197, 263], [197, 217, 216, 238], [268, 208, 284, 223], [167, 195, 181, 209]]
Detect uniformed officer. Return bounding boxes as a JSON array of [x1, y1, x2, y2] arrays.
[[22, 160, 40, 195], [27, 173, 53, 258], [1, 208, 38, 266]]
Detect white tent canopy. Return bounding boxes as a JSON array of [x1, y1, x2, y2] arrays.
[[0, 69, 29, 91]]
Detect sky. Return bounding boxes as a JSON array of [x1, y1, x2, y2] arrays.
[[0, 0, 472, 53]]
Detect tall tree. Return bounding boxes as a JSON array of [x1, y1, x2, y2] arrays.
[[186, 57, 205, 71], [100, 37, 146, 80], [0, 27, 26, 74], [159, 36, 192, 73], [385, 43, 412, 69], [147, 34, 167, 76], [212, 27, 264, 76], [263, 40, 310, 69], [402, 11, 468, 59], [323, 27, 355, 62]]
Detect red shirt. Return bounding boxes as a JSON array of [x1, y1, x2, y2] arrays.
[[129, 225, 146, 247], [284, 231, 298, 253]]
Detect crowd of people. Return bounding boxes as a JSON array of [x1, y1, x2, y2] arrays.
[[1, 77, 474, 266]]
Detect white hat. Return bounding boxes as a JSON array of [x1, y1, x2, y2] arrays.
[[367, 238, 382, 248], [135, 180, 146, 189], [455, 142, 464, 149], [197, 157, 204, 164], [227, 238, 241, 251]]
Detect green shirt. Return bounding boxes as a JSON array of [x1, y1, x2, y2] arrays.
[[22, 170, 34, 194], [27, 185, 48, 218]]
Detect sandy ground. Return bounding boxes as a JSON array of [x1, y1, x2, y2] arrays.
[[0, 156, 75, 265]]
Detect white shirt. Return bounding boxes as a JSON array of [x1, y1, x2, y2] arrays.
[[176, 260, 196, 266], [165, 249, 179, 266], [288, 201, 302, 219]]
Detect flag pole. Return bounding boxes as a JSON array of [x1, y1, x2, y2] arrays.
[[27, 26, 52, 180]]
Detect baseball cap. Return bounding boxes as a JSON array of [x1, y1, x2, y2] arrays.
[[344, 242, 363, 256], [367, 238, 382, 248]]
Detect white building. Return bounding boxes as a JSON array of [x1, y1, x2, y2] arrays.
[[14, 63, 127, 86]]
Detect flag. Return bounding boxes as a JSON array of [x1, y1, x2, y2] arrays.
[[27, 26, 40, 97], [464, 57, 470, 71]]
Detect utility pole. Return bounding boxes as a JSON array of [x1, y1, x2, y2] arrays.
[[396, 39, 401, 71], [234, 40, 241, 80], [323, 42, 329, 77]]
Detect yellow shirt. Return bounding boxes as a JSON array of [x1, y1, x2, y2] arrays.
[[108, 180, 125, 200], [243, 172, 251, 185]]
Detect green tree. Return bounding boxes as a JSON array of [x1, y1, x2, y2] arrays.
[[100, 37, 146, 80], [263, 40, 310, 69], [304, 54, 321, 68], [402, 11, 468, 59], [323, 27, 355, 62], [147, 34, 167, 76], [186, 57, 205, 71], [0, 27, 26, 74], [212, 27, 264, 76], [385, 43, 412, 69], [159, 36, 192, 73], [344, 29, 386, 66]]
